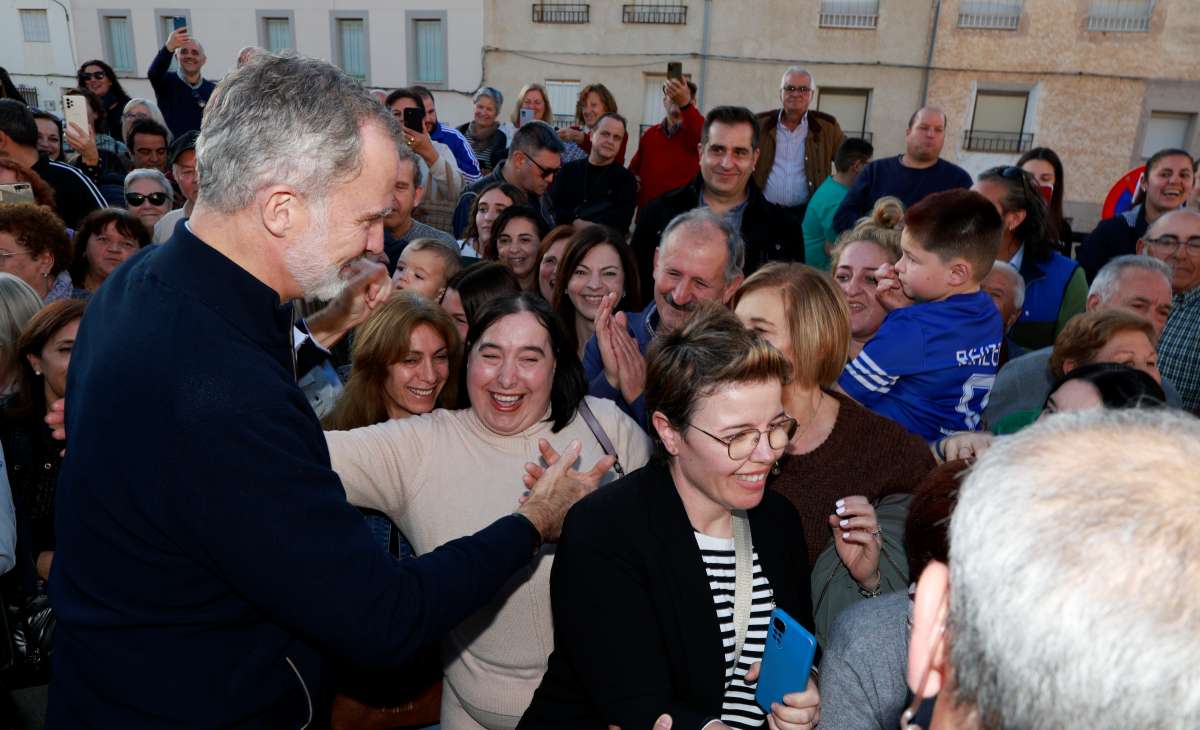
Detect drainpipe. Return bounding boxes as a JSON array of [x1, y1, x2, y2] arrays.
[[698, 0, 712, 109], [919, 0, 942, 106]]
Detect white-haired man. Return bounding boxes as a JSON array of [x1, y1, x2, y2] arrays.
[[908, 408, 1200, 729], [149, 25, 215, 136], [49, 54, 595, 728], [1136, 207, 1200, 414], [984, 253, 1180, 426]]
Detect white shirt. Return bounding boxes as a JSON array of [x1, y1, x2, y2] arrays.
[[763, 111, 810, 208]]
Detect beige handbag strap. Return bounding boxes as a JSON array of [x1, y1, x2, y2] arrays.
[[729, 510, 754, 685]]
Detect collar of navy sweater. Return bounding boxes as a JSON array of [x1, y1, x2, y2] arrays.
[[159, 222, 294, 352]]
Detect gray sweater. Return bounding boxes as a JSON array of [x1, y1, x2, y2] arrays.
[[817, 590, 911, 730]]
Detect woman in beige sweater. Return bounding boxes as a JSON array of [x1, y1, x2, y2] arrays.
[[325, 293, 651, 730]]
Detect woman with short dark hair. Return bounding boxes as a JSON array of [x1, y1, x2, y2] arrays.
[[441, 260, 522, 341], [76, 59, 131, 141], [521, 303, 820, 730], [0, 202, 76, 302], [491, 205, 548, 292], [550, 224, 639, 357], [325, 292, 651, 728], [68, 208, 150, 296]]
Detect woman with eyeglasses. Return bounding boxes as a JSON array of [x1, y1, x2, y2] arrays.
[[119, 98, 172, 151], [972, 166, 1086, 351], [123, 168, 174, 232], [458, 87, 509, 176], [68, 208, 150, 297], [0, 203, 79, 303], [520, 303, 821, 730], [77, 60, 131, 142]]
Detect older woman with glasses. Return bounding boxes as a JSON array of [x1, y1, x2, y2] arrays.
[[521, 303, 821, 730], [0, 203, 78, 303], [120, 98, 172, 150], [124, 168, 174, 232], [973, 166, 1087, 351]]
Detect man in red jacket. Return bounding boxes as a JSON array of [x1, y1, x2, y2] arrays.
[[629, 78, 702, 214]]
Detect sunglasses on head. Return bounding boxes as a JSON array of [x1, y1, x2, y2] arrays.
[[126, 192, 170, 207], [81, 71, 108, 81]]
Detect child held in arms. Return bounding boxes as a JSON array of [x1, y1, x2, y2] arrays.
[[838, 189, 1005, 441]]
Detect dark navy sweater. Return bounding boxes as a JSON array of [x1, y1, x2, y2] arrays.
[[832, 155, 973, 233], [48, 225, 539, 728]]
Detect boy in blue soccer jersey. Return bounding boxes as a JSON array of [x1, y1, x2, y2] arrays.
[[838, 189, 1005, 441]]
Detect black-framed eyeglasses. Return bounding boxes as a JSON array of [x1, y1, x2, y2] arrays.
[[126, 191, 170, 207], [781, 85, 812, 95], [688, 418, 798, 461], [1143, 235, 1200, 255], [522, 152, 560, 180], [80, 71, 108, 81]]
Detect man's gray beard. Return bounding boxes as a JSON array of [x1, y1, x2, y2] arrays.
[[283, 217, 348, 302]]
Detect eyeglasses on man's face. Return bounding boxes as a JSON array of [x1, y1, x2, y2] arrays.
[[1144, 235, 1200, 255], [781, 85, 812, 96], [523, 153, 560, 180]]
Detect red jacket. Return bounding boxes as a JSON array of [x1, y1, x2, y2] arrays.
[[629, 103, 704, 211]]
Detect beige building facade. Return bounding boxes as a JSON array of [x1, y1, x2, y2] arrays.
[[483, 0, 1200, 231]]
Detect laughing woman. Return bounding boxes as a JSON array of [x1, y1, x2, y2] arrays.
[[520, 304, 820, 730], [492, 205, 549, 293], [325, 293, 651, 729]]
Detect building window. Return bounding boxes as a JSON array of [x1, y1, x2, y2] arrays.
[[965, 90, 1032, 153], [545, 80, 580, 128], [1086, 0, 1154, 32], [17, 86, 40, 108], [19, 9, 51, 42], [332, 14, 369, 82], [958, 0, 1022, 29], [156, 11, 190, 73], [819, 0, 879, 29], [623, 3, 687, 24], [406, 12, 447, 87], [817, 88, 872, 142], [260, 15, 294, 53], [1141, 112, 1193, 158], [532, 3, 590, 23], [101, 12, 136, 73]]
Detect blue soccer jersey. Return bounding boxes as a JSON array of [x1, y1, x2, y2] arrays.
[[838, 290, 1004, 441]]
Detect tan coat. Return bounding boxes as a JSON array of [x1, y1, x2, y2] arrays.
[[752, 108, 846, 201]]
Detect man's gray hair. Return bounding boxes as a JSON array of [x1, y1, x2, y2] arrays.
[[396, 144, 426, 190], [949, 408, 1200, 730], [124, 167, 172, 197], [780, 65, 813, 87], [195, 53, 399, 214], [988, 259, 1025, 310], [659, 208, 745, 283], [1088, 254, 1172, 303]]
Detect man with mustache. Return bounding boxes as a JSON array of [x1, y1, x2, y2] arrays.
[[583, 208, 745, 425]]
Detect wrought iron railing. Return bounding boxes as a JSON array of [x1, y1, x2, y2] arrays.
[[818, 1, 879, 28], [623, 4, 687, 24], [532, 3, 590, 23], [958, 1, 1022, 29], [963, 130, 1033, 153]]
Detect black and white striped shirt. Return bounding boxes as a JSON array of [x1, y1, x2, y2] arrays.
[[695, 531, 775, 729]]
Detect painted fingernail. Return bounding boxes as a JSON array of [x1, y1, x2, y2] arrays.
[[843, 532, 851, 540], [836, 506, 846, 515], [835, 498, 845, 507], [839, 519, 849, 527]]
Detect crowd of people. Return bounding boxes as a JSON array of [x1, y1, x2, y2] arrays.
[[0, 29, 1197, 730]]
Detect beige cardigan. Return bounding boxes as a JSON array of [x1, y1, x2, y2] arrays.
[[325, 396, 651, 719]]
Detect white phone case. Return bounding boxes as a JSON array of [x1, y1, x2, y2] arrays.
[[62, 94, 91, 139]]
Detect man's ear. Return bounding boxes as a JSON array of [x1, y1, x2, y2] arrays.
[[259, 185, 303, 239], [1135, 238, 1146, 256], [722, 273, 745, 304], [908, 561, 951, 698], [651, 411, 682, 456], [1085, 292, 1101, 312]]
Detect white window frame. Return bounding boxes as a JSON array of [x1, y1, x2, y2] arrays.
[[256, 10, 296, 53], [405, 10, 448, 89], [958, 0, 1022, 30], [1141, 112, 1194, 159], [1086, 0, 1155, 32], [19, 9, 51, 43], [544, 79, 580, 128], [966, 89, 1032, 153], [816, 87, 872, 140], [98, 9, 137, 74], [330, 11, 371, 85], [818, 0, 879, 29]]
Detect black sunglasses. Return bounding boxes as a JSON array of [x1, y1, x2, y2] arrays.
[[80, 71, 108, 81], [126, 192, 170, 207]]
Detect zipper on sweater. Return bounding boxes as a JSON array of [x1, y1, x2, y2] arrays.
[[285, 656, 313, 729]]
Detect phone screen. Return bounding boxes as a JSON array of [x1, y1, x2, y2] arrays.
[[667, 62, 683, 81], [519, 108, 535, 127], [173, 16, 187, 30], [403, 107, 425, 133]]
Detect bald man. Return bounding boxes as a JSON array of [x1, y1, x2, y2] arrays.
[[1137, 208, 1200, 413], [149, 25, 216, 136], [832, 106, 972, 232]]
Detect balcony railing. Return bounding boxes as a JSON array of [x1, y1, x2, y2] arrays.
[[623, 4, 687, 24], [963, 129, 1033, 153], [818, 1, 879, 28], [958, 1, 1022, 29], [1086, 1, 1152, 31], [532, 3, 590, 23], [17, 86, 40, 108]]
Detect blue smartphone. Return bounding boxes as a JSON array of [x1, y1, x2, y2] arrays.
[[755, 607, 817, 713], [173, 16, 186, 30]]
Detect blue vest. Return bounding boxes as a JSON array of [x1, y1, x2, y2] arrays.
[[1011, 251, 1079, 350]]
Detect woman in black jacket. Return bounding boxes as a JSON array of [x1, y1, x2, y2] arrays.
[[519, 303, 821, 730]]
